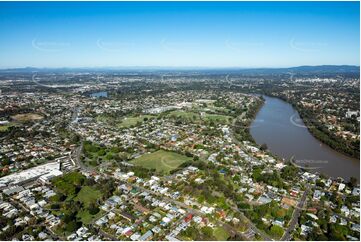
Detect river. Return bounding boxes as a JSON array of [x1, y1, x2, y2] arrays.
[[250, 95, 359, 181]]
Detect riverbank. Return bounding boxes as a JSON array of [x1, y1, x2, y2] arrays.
[[263, 93, 359, 159], [249, 95, 359, 181], [232, 96, 264, 144]]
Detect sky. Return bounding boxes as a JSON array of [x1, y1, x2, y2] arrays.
[[0, 1, 359, 68]]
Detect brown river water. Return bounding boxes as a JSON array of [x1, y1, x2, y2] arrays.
[[250, 96, 360, 181]]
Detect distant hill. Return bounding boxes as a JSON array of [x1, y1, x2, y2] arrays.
[[0, 65, 359, 75], [284, 65, 359, 74], [218, 65, 360, 75]]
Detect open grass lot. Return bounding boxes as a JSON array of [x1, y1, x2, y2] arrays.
[[213, 226, 230, 240], [75, 186, 102, 206], [211, 106, 233, 114], [76, 207, 104, 224], [11, 113, 44, 122], [96, 115, 113, 123], [96, 114, 155, 128], [202, 113, 233, 124], [118, 115, 154, 128], [167, 110, 201, 122], [195, 105, 233, 116], [167, 110, 233, 125], [0, 123, 14, 132], [130, 150, 191, 174]]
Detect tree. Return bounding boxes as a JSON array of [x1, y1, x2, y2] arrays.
[[88, 202, 100, 215], [65, 221, 82, 233], [50, 203, 60, 210], [260, 143, 268, 151], [348, 177, 358, 188], [197, 195, 205, 204], [62, 211, 76, 223], [269, 225, 284, 238], [201, 227, 214, 239], [1, 157, 11, 166]]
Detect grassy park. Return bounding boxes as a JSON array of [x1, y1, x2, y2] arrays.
[[118, 115, 154, 128], [202, 113, 233, 124], [75, 186, 102, 206], [96, 114, 155, 128], [50, 172, 105, 233], [130, 150, 191, 174], [166, 110, 232, 125], [167, 111, 201, 122]]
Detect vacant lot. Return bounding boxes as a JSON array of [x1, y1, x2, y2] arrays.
[[130, 150, 191, 174], [11, 113, 43, 122]]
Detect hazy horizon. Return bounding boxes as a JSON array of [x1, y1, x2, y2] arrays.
[[1, 64, 360, 70]]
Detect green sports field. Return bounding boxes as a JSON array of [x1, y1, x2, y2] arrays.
[[118, 115, 154, 128], [130, 150, 191, 174]]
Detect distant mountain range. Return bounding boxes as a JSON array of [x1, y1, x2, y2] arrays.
[[0, 65, 359, 75]]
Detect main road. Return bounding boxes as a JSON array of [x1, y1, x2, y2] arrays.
[[281, 185, 310, 241]]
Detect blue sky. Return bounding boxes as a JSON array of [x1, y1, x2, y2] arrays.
[[0, 1, 359, 68]]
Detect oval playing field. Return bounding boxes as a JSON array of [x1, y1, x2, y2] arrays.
[[129, 150, 191, 174]]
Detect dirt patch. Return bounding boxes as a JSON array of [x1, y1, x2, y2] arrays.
[[11, 113, 44, 122]]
